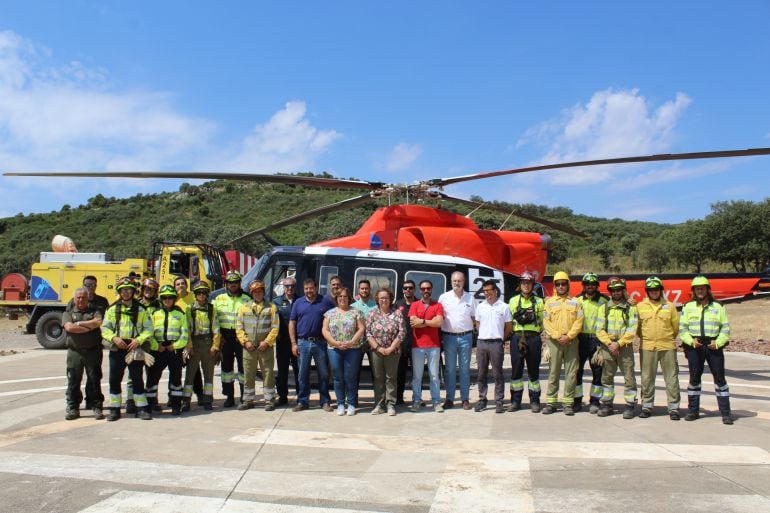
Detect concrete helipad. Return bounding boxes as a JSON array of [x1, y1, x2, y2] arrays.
[[1, 335, 769, 513]]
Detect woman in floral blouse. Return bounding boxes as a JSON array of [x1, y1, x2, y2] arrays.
[[366, 287, 405, 416], [323, 287, 365, 416]]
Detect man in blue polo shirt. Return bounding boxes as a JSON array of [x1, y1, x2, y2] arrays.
[[290, 278, 335, 411]]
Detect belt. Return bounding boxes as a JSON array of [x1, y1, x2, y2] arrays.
[[300, 337, 323, 342], [477, 338, 503, 343], [516, 330, 540, 335], [441, 330, 474, 336]]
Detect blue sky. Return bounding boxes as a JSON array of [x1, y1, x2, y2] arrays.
[[1, 1, 769, 224]]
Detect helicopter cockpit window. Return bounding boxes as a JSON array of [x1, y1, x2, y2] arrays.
[[319, 266, 339, 297], [405, 271, 446, 301], [353, 267, 397, 298], [270, 264, 297, 300]]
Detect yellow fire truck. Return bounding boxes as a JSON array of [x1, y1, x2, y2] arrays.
[[0, 241, 231, 349]]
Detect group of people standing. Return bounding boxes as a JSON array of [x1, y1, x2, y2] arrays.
[[62, 269, 734, 426]]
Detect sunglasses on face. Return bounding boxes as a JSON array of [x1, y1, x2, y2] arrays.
[[284, 284, 295, 288], [420, 287, 432, 291], [403, 285, 414, 290], [555, 282, 569, 287]]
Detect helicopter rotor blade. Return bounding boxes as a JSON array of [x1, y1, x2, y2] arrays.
[[430, 147, 770, 188], [227, 192, 375, 245], [439, 193, 590, 239], [2, 170, 382, 191]]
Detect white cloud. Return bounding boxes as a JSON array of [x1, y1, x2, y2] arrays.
[[613, 161, 728, 191], [225, 100, 341, 172], [0, 30, 214, 172], [0, 31, 343, 215], [384, 142, 422, 172], [518, 88, 691, 185]]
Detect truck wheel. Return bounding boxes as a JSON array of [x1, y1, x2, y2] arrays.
[[36, 311, 66, 349]]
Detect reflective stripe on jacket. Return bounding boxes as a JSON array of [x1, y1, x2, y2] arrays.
[[679, 300, 730, 349]]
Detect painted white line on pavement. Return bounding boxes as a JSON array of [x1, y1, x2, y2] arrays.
[[535, 488, 770, 513], [0, 376, 65, 385], [0, 398, 62, 431], [0, 451, 243, 491], [78, 490, 391, 513], [232, 428, 770, 465], [0, 385, 66, 397]]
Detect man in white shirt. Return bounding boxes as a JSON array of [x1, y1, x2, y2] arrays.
[[474, 279, 512, 414], [438, 271, 477, 410]]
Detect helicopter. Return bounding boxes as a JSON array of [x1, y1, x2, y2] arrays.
[[6, 147, 770, 303]]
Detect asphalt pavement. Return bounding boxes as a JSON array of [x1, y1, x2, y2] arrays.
[[1, 332, 769, 513]]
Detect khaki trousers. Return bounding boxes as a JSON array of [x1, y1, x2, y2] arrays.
[[545, 338, 578, 405], [640, 348, 680, 410], [600, 344, 637, 405], [243, 346, 275, 404]]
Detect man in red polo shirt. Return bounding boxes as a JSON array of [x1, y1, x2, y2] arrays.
[[408, 279, 445, 413]]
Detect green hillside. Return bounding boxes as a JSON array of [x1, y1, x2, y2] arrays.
[[1, 177, 767, 277]]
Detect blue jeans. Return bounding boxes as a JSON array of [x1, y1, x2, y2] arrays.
[[442, 332, 472, 402], [327, 347, 362, 407], [297, 339, 331, 406], [411, 347, 441, 404]]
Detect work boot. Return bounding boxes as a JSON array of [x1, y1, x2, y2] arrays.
[[530, 402, 541, 413], [223, 395, 235, 408], [203, 403, 213, 411], [106, 409, 121, 422], [507, 401, 521, 413], [65, 408, 80, 421], [684, 411, 699, 421], [495, 403, 504, 414], [171, 405, 181, 416], [639, 408, 652, 419], [573, 400, 583, 413], [623, 404, 636, 420], [541, 404, 555, 415], [589, 401, 600, 414], [125, 399, 137, 415], [181, 398, 191, 412], [92, 407, 105, 420], [473, 401, 487, 412], [722, 415, 734, 425], [136, 408, 152, 420], [669, 410, 680, 421], [563, 405, 574, 416], [265, 401, 276, 412], [598, 404, 613, 417], [238, 401, 255, 411]]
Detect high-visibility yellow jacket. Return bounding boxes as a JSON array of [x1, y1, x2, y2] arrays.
[[150, 307, 189, 350], [679, 300, 730, 349], [595, 301, 638, 347], [543, 295, 583, 341], [213, 291, 251, 330], [508, 294, 544, 333], [577, 293, 609, 335], [637, 297, 679, 351], [236, 299, 279, 347], [101, 301, 153, 348], [186, 302, 222, 350]]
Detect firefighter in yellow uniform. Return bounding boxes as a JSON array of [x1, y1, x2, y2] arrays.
[[596, 277, 639, 419], [575, 272, 608, 414], [637, 277, 681, 420], [101, 277, 154, 421], [125, 277, 161, 415], [236, 280, 279, 411], [214, 270, 251, 407], [146, 285, 189, 415], [184, 281, 221, 411], [542, 271, 583, 416], [679, 276, 733, 425]]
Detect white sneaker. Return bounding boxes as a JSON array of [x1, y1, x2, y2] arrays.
[[387, 405, 397, 416], [346, 405, 356, 416], [371, 406, 385, 415], [433, 402, 444, 413], [336, 404, 345, 416]]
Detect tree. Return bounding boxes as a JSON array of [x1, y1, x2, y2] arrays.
[[664, 222, 708, 273], [640, 238, 670, 274], [621, 233, 641, 267], [595, 241, 614, 270], [704, 200, 770, 272]]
